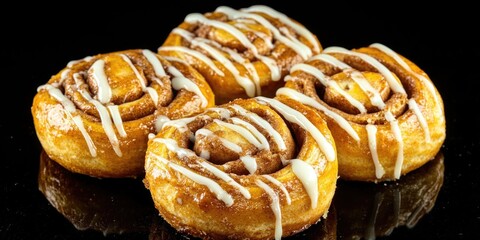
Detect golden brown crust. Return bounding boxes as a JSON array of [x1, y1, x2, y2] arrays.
[[158, 5, 322, 104], [279, 43, 446, 182], [31, 49, 215, 178], [144, 97, 337, 239]]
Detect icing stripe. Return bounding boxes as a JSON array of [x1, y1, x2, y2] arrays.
[[152, 153, 234, 207], [90, 59, 112, 104], [262, 175, 291, 205], [255, 179, 282, 240], [290, 159, 318, 209], [385, 111, 404, 179], [291, 63, 367, 113], [256, 97, 335, 162], [408, 99, 431, 142], [242, 5, 321, 53], [366, 124, 385, 178], [159, 46, 224, 76], [198, 161, 251, 199], [323, 46, 406, 94]]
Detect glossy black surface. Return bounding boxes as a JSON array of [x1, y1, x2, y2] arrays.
[[2, 1, 479, 239]]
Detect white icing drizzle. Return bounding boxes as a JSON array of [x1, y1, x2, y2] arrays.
[[256, 97, 335, 162], [214, 119, 263, 149], [153, 138, 196, 159], [162, 116, 197, 132], [347, 69, 386, 109], [231, 117, 270, 150], [241, 5, 321, 53], [276, 87, 359, 141], [60, 69, 71, 84], [90, 100, 122, 157], [369, 43, 439, 105], [152, 153, 234, 207], [262, 175, 291, 205], [385, 111, 404, 179], [200, 150, 210, 160], [90, 59, 112, 104], [323, 46, 406, 94], [198, 161, 251, 199], [73, 73, 94, 101], [290, 159, 318, 209], [207, 107, 232, 119], [218, 43, 262, 95], [168, 66, 209, 107], [145, 87, 159, 106], [159, 46, 224, 76], [155, 115, 171, 133], [233, 21, 274, 49], [142, 49, 166, 79], [230, 104, 286, 150], [310, 53, 350, 69], [67, 56, 93, 68], [172, 27, 195, 41], [107, 105, 127, 138], [120, 54, 147, 90], [185, 11, 282, 82], [172, 28, 263, 96], [408, 99, 431, 143], [38, 84, 97, 157], [291, 63, 367, 113], [365, 124, 385, 178], [216, 6, 312, 60], [239, 155, 258, 174], [190, 38, 256, 97], [310, 54, 386, 109], [255, 179, 282, 240], [185, 13, 260, 57], [195, 129, 243, 153]]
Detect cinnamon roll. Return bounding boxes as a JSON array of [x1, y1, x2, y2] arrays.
[[144, 96, 337, 240], [158, 5, 322, 104], [31, 49, 215, 178], [277, 43, 446, 182]]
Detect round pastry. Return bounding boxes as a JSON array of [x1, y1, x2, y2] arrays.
[[144, 96, 337, 240], [334, 152, 444, 239], [31, 49, 215, 178], [38, 150, 156, 236], [277, 43, 446, 182], [158, 5, 322, 104], [148, 201, 337, 240]]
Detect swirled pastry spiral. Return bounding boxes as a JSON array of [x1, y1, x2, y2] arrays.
[[31, 49, 215, 178], [144, 96, 337, 240], [158, 5, 322, 104], [277, 43, 446, 182]]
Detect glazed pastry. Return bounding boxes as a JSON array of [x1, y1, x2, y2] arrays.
[[38, 150, 156, 235], [149, 203, 337, 240], [144, 96, 337, 240], [334, 152, 444, 239], [31, 49, 215, 178], [158, 5, 322, 104], [277, 43, 446, 181]]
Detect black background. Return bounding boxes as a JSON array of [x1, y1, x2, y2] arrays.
[[2, 1, 479, 239]]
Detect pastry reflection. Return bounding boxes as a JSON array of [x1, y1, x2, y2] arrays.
[[148, 205, 337, 240], [38, 150, 156, 236], [334, 151, 445, 239]]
